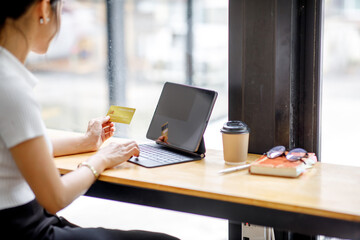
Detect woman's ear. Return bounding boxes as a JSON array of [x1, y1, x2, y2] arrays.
[[37, 0, 52, 24]]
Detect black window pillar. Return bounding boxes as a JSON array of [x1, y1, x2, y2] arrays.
[[297, 0, 323, 159], [229, 0, 323, 158]]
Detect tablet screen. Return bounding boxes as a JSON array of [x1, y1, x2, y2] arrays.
[[146, 82, 218, 153]]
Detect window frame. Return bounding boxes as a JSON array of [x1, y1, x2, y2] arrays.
[[106, 0, 323, 158], [229, 0, 323, 159]]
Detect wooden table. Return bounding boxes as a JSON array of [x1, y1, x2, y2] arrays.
[[50, 129, 360, 239]]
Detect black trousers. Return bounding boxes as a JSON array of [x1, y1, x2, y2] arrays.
[[0, 199, 180, 240]]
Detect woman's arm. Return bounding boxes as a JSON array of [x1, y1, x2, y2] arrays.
[[52, 116, 115, 157], [11, 135, 139, 214]]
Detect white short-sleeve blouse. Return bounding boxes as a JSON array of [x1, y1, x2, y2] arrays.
[[0, 47, 52, 210]]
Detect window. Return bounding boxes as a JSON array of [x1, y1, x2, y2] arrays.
[[28, 0, 108, 132], [28, 0, 228, 150], [322, 0, 360, 166]]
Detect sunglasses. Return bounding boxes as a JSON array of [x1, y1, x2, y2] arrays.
[[266, 146, 308, 162]]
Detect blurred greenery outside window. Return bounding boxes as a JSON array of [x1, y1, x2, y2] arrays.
[[27, 0, 228, 149]]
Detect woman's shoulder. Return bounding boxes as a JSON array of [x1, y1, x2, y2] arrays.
[[0, 50, 38, 92], [0, 53, 40, 115], [0, 74, 32, 97], [0, 73, 38, 115], [0, 59, 35, 89]]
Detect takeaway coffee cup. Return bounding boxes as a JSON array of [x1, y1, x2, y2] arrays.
[[220, 121, 250, 165]]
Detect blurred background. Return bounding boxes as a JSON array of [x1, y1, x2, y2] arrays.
[[28, 0, 360, 168], [28, 1, 229, 239], [28, 0, 228, 151], [26, 0, 360, 238], [322, 0, 360, 167]]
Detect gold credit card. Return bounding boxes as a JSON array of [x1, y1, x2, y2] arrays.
[[106, 105, 136, 124]]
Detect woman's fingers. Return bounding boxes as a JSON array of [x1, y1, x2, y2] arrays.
[[107, 141, 139, 154], [117, 141, 139, 157], [122, 140, 138, 147], [127, 146, 140, 158], [97, 141, 140, 169], [100, 115, 111, 125], [103, 126, 114, 140], [102, 121, 114, 129], [100, 122, 114, 140], [123, 142, 140, 157]]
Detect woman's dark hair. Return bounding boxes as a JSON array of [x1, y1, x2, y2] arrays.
[[0, 0, 61, 31]]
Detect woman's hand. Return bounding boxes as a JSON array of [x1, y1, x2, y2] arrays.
[[90, 141, 140, 170], [85, 116, 115, 151]]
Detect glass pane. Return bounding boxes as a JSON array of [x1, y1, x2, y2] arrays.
[[109, 0, 228, 149], [28, 0, 108, 133], [28, 0, 228, 150], [322, 0, 360, 166]]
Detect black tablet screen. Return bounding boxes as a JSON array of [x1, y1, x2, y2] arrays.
[[146, 82, 217, 152]]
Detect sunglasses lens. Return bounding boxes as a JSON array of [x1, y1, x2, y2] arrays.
[[286, 148, 307, 161], [267, 146, 286, 158]]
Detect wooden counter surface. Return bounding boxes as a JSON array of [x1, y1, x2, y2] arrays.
[[49, 129, 360, 224]]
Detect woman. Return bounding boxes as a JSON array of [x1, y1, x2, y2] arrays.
[[0, 1, 179, 239]]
